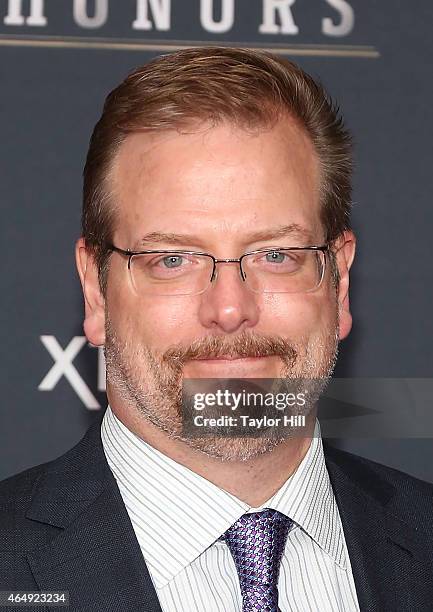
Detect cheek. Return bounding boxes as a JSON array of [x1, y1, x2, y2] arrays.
[[118, 296, 199, 349], [260, 291, 336, 336]]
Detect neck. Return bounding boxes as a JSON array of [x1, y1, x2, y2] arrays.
[[107, 394, 315, 506]]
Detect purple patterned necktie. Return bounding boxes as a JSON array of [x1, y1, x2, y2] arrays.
[[222, 508, 293, 612]]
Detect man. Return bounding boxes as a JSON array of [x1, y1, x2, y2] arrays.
[[1, 47, 433, 612]]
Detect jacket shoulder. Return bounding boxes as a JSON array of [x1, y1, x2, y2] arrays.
[[0, 460, 62, 543], [0, 423, 100, 546], [0, 437, 84, 504], [0, 415, 104, 509], [0, 462, 50, 506], [0, 462, 64, 591], [324, 442, 433, 524]]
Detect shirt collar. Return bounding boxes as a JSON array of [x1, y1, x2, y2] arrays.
[[101, 405, 346, 588]]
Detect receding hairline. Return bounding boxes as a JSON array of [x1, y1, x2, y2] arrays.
[[103, 114, 323, 244]]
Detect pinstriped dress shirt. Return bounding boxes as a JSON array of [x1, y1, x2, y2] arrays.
[[101, 405, 360, 612]]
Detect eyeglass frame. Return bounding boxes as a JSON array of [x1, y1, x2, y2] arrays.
[[105, 242, 331, 295]]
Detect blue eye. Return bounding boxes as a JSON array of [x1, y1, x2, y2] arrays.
[[162, 255, 185, 268], [266, 251, 285, 263]]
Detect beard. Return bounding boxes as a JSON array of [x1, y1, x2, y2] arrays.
[[104, 307, 339, 462]]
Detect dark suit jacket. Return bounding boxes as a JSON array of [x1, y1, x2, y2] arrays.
[[1, 411, 433, 612]]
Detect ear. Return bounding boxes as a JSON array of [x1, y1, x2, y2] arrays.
[[333, 230, 356, 341], [75, 237, 106, 346]]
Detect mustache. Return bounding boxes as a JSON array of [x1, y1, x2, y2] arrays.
[[160, 331, 298, 367]]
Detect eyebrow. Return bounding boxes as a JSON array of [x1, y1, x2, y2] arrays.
[[135, 224, 317, 249]]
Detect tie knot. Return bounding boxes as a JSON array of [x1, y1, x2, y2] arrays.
[[222, 508, 293, 611]]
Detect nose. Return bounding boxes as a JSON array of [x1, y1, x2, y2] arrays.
[[197, 261, 260, 333]]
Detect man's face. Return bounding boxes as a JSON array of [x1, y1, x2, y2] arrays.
[[78, 119, 355, 461]]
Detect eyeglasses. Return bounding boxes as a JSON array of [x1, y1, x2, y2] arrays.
[[106, 243, 329, 297]]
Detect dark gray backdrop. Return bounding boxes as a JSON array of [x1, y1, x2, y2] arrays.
[[1, 0, 432, 481]]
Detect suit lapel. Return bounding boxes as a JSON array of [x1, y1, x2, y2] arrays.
[[324, 443, 432, 612], [25, 413, 163, 612]]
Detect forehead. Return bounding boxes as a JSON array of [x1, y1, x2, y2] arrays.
[[110, 119, 322, 247]]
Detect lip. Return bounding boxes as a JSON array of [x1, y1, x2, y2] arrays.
[[193, 356, 268, 362]]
